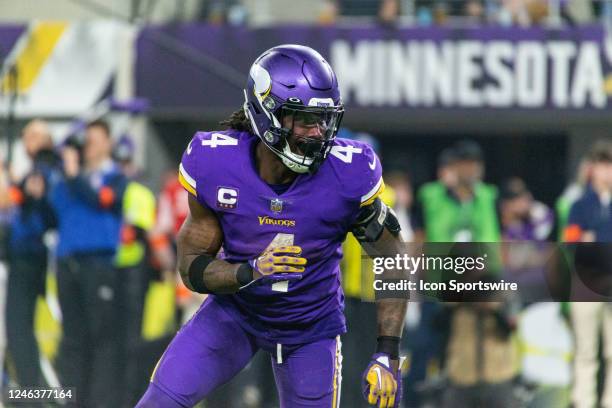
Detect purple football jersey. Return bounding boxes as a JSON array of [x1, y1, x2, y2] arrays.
[[178, 129, 383, 344]]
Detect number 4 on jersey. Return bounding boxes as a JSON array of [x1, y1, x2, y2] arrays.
[[201, 133, 238, 148], [330, 145, 362, 163]]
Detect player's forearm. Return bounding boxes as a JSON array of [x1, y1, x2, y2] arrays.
[[177, 254, 243, 294], [176, 205, 241, 293], [360, 224, 408, 349], [376, 299, 407, 338], [177, 235, 245, 294]]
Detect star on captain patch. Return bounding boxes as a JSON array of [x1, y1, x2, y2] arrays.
[[270, 198, 283, 213]]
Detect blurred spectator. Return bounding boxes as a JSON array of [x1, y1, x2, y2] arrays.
[[517, 302, 572, 408], [402, 298, 445, 408], [0, 158, 11, 395], [464, 0, 486, 22], [49, 119, 127, 407], [500, 178, 570, 407], [379, 0, 400, 23], [282, 0, 608, 25], [5, 119, 58, 387], [433, 2, 450, 24], [500, 177, 554, 242], [113, 135, 138, 179], [338, 0, 382, 16], [201, 0, 246, 25], [496, 0, 549, 25], [113, 136, 157, 406], [564, 139, 612, 408], [570, 301, 612, 408], [152, 171, 194, 321], [318, 0, 340, 24], [441, 301, 519, 408], [415, 140, 501, 242], [336, 0, 401, 23], [155, 171, 189, 247], [564, 139, 612, 243], [416, 5, 434, 25], [525, 0, 549, 24], [563, 0, 595, 24], [410, 141, 503, 407], [500, 177, 555, 303], [437, 147, 459, 190], [556, 157, 591, 241], [384, 171, 415, 241], [402, 148, 459, 408]]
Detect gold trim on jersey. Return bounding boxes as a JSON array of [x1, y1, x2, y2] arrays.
[[178, 163, 197, 196], [331, 336, 343, 408], [360, 177, 385, 207]]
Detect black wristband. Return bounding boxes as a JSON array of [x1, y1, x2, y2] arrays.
[[376, 336, 400, 360], [188, 254, 214, 294], [236, 263, 254, 287]]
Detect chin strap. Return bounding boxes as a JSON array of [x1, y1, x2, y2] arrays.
[[279, 142, 312, 174]]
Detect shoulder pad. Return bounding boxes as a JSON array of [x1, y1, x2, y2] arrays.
[[328, 138, 384, 206], [178, 130, 248, 198]]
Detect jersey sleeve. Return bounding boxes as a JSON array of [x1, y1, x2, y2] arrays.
[[178, 130, 243, 206], [178, 133, 201, 198], [330, 139, 385, 208], [356, 143, 385, 207]]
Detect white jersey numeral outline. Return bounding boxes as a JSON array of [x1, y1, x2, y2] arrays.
[[201, 133, 239, 148], [329, 145, 362, 163]]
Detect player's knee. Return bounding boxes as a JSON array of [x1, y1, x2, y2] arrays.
[[135, 383, 186, 408]]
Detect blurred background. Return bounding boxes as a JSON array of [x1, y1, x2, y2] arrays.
[[0, 0, 611, 407]]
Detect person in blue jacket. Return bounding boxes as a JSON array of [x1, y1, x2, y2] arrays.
[[48, 119, 127, 407], [6, 119, 59, 387]]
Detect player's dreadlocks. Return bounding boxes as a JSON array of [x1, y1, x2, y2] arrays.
[[220, 108, 253, 133]]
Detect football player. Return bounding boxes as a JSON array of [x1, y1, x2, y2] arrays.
[[136, 44, 406, 408]]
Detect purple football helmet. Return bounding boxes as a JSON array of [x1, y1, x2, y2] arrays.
[[244, 44, 344, 173]]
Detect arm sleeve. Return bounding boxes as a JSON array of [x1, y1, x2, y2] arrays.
[[178, 136, 199, 198], [357, 145, 384, 207]]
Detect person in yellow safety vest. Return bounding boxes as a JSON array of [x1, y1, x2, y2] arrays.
[[115, 181, 156, 266], [113, 136, 160, 407], [517, 302, 572, 408]]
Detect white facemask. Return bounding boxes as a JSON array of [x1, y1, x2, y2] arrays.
[[278, 141, 313, 174]]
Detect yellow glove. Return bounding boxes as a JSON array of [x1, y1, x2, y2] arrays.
[[362, 354, 406, 408], [241, 246, 307, 289]]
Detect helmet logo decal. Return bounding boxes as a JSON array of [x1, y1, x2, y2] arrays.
[[288, 97, 302, 104], [249, 63, 272, 98]]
